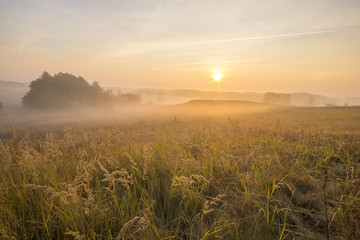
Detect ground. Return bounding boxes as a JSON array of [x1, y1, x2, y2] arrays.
[[0, 103, 359, 239]]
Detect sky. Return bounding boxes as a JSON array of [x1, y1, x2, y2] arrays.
[[0, 0, 360, 97]]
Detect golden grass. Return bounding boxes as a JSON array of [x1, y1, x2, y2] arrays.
[[0, 107, 359, 239]]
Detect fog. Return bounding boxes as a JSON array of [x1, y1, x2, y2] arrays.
[[0, 73, 356, 132], [0, 100, 283, 132], [0, 74, 282, 132]]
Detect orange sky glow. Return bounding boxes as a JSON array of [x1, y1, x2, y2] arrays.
[[1, 0, 360, 97]]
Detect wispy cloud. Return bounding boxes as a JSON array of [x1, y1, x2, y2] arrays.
[[171, 60, 234, 66], [171, 27, 360, 46], [18, 34, 28, 55], [104, 27, 360, 60]]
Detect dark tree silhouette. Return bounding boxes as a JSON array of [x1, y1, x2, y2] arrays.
[[22, 72, 113, 109]]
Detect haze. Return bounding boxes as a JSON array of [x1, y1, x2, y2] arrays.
[[1, 0, 360, 97]]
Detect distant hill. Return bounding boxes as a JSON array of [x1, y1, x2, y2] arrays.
[[289, 93, 360, 106], [141, 88, 264, 103], [344, 97, 360, 106], [108, 87, 265, 104], [181, 99, 274, 107], [0, 80, 28, 89], [290, 92, 326, 106], [108, 87, 359, 106], [0, 80, 29, 107]]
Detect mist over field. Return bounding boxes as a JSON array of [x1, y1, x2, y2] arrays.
[[1, 73, 359, 135]]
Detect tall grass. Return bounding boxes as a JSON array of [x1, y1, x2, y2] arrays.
[[0, 108, 360, 239]]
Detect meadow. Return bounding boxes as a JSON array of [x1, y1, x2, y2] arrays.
[[0, 105, 359, 239]]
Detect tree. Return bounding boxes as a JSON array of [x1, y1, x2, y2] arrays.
[[117, 92, 141, 104], [262, 92, 291, 105], [22, 72, 113, 109], [305, 96, 316, 107]]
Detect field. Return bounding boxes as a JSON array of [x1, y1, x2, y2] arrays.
[[0, 104, 360, 239]]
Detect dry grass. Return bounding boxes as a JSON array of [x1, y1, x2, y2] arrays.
[[0, 107, 359, 239]]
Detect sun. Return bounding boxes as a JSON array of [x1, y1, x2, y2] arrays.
[[213, 73, 223, 82]]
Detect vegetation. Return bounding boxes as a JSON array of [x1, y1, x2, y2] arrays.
[[22, 72, 114, 109], [21, 72, 141, 110], [117, 92, 141, 105], [262, 92, 291, 105], [0, 107, 360, 239]]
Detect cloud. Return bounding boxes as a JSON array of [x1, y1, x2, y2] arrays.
[[173, 27, 360, 46], [103, 26, 360, 61], [18, 34, 28, 55]]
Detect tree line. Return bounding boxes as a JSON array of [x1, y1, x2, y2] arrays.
[[262, 92, 291, 105]]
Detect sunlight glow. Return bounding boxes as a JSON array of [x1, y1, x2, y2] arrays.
[[213, 73, 223, 82]]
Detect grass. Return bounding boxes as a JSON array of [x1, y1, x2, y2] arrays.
[[0, 106, 359, 239]]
